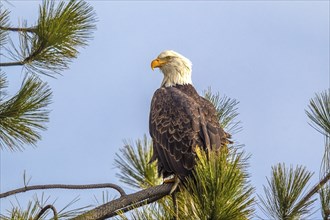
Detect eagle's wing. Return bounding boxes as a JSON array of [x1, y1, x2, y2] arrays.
[[198, 96, 232, 149], [149, 86, 227, 179], [149, 87, 201, 178]]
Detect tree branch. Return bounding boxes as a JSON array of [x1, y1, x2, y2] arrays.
[[0, 61, 24, 67], [0, 183, 126, 198], [71, 183, 173, 220], [0, 25, 37, 33], [34, 204, 58, 220]]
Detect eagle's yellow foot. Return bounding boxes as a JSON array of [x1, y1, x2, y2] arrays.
[[163, 177, 175, 183], [163, 175, 180, 194]]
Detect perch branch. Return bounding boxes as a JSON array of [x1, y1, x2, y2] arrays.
[[0, 183, 126, 198], [71, 183, 173, 220]]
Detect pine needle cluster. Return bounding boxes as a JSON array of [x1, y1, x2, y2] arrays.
[[177, 147, 254, 220], [306, 90, 330, 220], [115, 135, 162, 190], [258, 164, 315, 220], [22, 0, 97, 76], [0, 76, 52, 151], [0, 194, 90, 220], [0, 4, 9, 47], [204, 88, 241, 134], [306, 90, 330, 135]]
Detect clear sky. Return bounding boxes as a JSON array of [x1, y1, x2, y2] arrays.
[[1, 1, 329, 218]]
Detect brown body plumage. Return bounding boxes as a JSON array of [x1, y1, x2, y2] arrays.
[[149, 50, 231, 180], [149, 84, 230, 179]]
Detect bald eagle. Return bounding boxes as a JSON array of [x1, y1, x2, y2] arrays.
[[149, 50, 231, 183]]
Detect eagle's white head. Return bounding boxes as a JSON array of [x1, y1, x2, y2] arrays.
[[151, 50, 192, 87]]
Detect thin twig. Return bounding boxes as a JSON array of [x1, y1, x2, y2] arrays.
[[34, 204, 58, 220], [0, 61, 24, 66], [0, 183, 126, 198], [0, 25, 37, 33], [71, 183, 174, 220]]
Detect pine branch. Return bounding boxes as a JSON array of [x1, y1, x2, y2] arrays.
[[0, 193, 88, 220], [306, 90, 330, 135], [70, 183, 173, 220], [292, 171, 330, 216], [34, 204, 58, 220], [0, 75, 52, 151], [0, 183, 126, 198], [0, 61, 24, 67], [0, 199, 44, 220], [0, 25, 37, 33], [0, 0, 97, 76], [177, 147, 255, 219], [258, 164, 316, 220]]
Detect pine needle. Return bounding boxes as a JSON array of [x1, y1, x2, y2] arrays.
[[176, 147, 254, 220], [0, 2, 10, 47], [114, 135, 162, 190], [204, 88, 241, 134]]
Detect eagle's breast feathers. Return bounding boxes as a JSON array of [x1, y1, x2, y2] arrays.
[[149, 84, 231, 179]]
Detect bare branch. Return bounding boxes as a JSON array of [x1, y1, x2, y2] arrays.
[[0, 61, 24, 66], [0, 183, 126, 198], [34, 204, 58, 220], [0, 25, 37, 33], [71, 183, 173, 220]]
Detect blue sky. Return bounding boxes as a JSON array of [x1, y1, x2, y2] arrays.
[[1, 1, 329, 218]]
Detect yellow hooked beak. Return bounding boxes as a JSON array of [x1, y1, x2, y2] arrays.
[[151, 58, 167, 71]]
